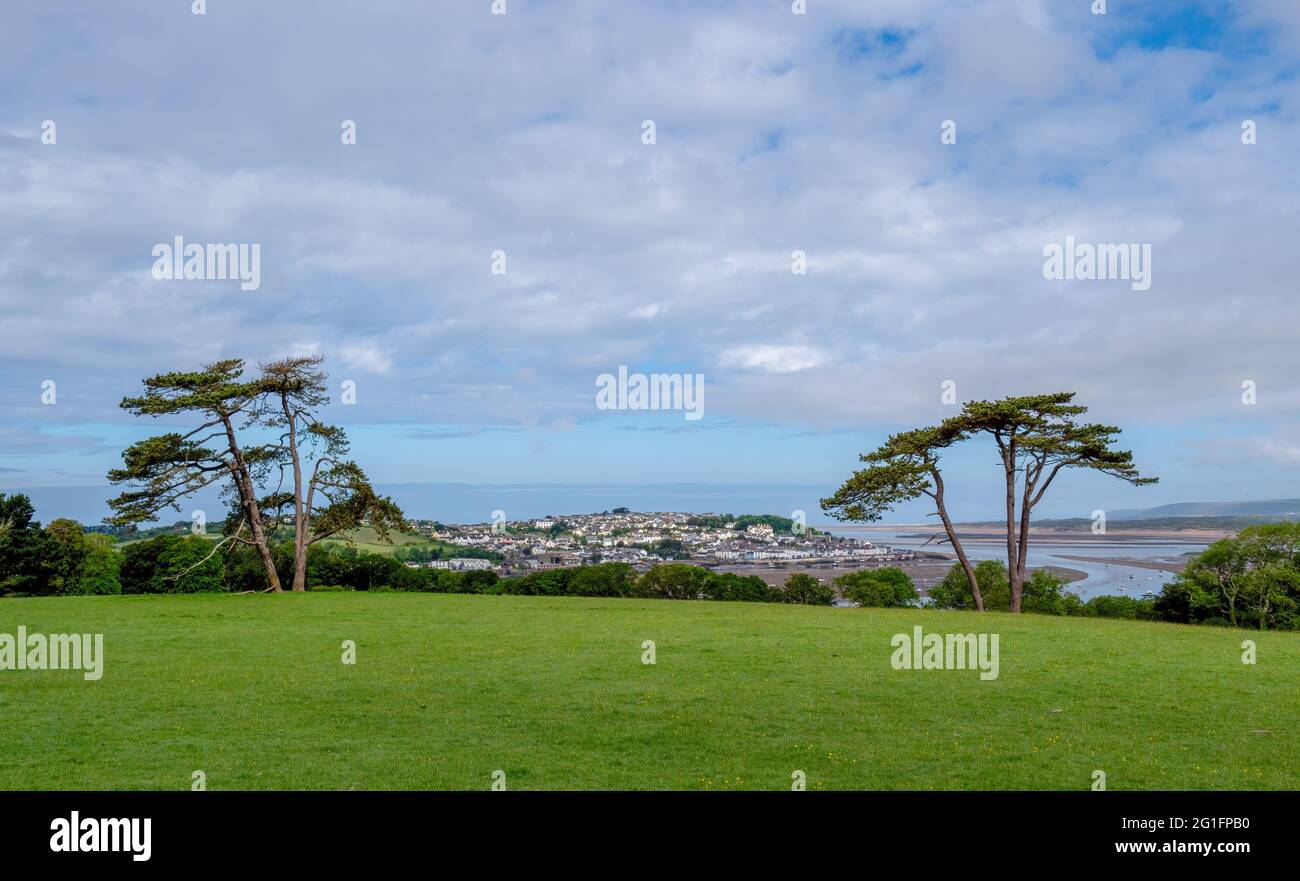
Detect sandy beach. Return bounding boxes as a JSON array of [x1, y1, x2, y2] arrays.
[[1053, 554, 1188, 574]]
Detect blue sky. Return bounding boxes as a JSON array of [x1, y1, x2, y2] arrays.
[[1, 0, 1298, 524]]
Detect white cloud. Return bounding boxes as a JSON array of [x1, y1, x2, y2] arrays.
[[0, 0, 1295, 491], [629, 303, 664, 320], [339, 343, 393, 375], [720, 345, 824, 374]]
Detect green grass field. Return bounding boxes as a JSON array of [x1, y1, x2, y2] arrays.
[[312, 526, 434, 555], [1, 593, 1296, 790], [118, 525, 433, 555]]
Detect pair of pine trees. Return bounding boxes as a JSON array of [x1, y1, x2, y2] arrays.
[[107, 356, 403, 592], [821, 392, 1157, 613]]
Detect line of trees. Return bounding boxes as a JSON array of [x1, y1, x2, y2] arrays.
[[0, 494, 121, 596], [11, 507, 1296, 630], [821, 392, 1156, 613]]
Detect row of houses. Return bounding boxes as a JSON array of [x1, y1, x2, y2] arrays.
[[403, 558, 495, 571]]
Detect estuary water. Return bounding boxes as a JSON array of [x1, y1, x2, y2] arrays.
[[826, 527, 1209, 598]]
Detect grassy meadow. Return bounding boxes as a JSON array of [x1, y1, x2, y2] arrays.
[[312, 526, 443, 556], [118, 526, 440, 556], [1, 592, 1296, 790]]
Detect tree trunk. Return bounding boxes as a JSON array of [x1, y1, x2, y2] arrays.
[[1015, 485, 1033, 606], [933, 469, 983, 611], [281, 397, 308, 592], [222, 417, 281, 592], [1002, 441, 1022, 613]]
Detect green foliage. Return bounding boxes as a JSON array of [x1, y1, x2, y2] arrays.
[[568, 563, 638, 597], [1072, 594, 1159, 620], [684, 513, 817, 535], [120, 535, 222, 593], [820, 424, 966, 523], [957, 392, 1155, 489], [39, 521, 123, 596], [221, 540, 288, 592], [929, 560, 1009, 610], [1159, 522, 1300, 630], [834, 567, 919, 608], [460, 570, 499, 593], [823, 392, 1157, 614], [494, 563, 797, 604], [43, 519, 89, 595], [108, 359, 266, 528], [391, 565, 433, 593], [0, 493, 53, 595], [702, 572, 778, 602], [732, 514, 808, 535], [78, 534, 123, 595], [393, 542, 501, 564], [500, 568, 574, 597], [1020, 569, 1077, 616], [342, 553, 404, 591], [782, 572, 834, 605], [638, 538, 690, 560], [638, 563, 712, 600], [157, 536, 224, 593], [928, 561, 1083, 615], [685, 514, 730, 528]]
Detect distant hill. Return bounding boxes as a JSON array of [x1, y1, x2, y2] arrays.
[[1106, 499, 1300, 521], [956, 499, 1300, 532]]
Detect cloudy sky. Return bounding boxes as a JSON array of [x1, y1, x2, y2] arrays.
[[1, 0, 1298, 523]]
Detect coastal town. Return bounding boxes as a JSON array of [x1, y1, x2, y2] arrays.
[[407, 510, 922, 580]]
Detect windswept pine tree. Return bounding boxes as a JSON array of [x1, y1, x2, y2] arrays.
[[107, 360, 283, 591], [955, 393, 1156, 612], [256, 355, 405, 592], [824, 393, 1157, 613]]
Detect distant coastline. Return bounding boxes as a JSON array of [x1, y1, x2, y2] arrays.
[[833, 524, 1228, 542]]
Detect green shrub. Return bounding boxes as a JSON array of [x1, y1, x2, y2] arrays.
[[1021, 569, 1073, 615], [500, 569, 572, 596], [1082, 594, 1141, 619], [121, 535, 222, 593], [77, 534, 122, 595], [782, 573, 833, 605], [703, 572, 777, 602], [834, 567, 919, 608], [639, 564, 711, 600], [569, 563, 637, 597], [927, 560, 1009, 610]]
